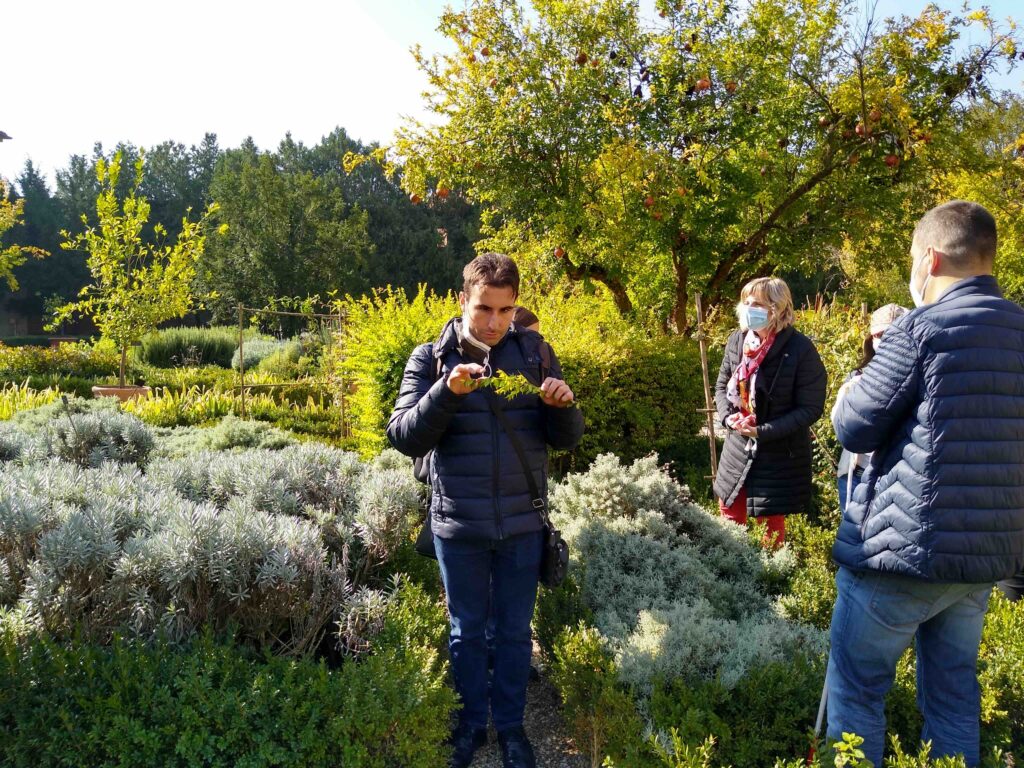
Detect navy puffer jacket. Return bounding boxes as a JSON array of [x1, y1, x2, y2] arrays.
[[386, 319, 584, 541], [832, 275, 1024, 582]]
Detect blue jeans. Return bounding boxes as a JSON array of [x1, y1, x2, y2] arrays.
[[434, 530, 544, 732], [827, 567, 992, 767]]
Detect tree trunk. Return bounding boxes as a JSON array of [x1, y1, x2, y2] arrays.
[[119, 346, 127, 388], [670, 249, 690, 335]]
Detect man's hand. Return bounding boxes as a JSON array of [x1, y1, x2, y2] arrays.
[[447, 363, 486, 395], [540, 377, 575, 407]]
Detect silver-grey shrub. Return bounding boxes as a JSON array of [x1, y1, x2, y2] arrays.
[[550, 454, 823, 693], [0, 443, 421, 654]]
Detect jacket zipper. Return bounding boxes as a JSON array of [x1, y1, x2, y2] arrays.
[[492, 409, 504, 539]]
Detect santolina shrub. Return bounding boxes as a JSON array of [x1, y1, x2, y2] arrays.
[[540, 454, 825, 767], [0, 401, 422, 654]]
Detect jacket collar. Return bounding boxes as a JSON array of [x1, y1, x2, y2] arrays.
[[761, 325, 795, 364], [934, 274, 1002, 304], [433, 317, 516, 360]]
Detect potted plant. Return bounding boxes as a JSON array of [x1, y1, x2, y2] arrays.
[[50, 151, 218, 401]]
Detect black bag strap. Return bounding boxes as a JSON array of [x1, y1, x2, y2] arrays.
[[484, 389, 553, 529]]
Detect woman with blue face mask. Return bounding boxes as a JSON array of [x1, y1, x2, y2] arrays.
[[714, 277, 828, 546]]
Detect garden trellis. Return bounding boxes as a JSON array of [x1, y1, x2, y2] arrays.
[[235, 303, 347, 432]]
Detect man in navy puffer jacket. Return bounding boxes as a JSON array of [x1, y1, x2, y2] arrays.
[[387, 253, 583, 768], [828, 201, 1024, 766]]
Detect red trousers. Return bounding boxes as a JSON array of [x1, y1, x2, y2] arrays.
[[718, 487, 786, 547]]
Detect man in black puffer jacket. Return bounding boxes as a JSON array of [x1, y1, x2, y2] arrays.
[[387, 253, 583, 768], [828, 201, 1024, 767]]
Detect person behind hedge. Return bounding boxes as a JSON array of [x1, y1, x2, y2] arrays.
[[834, 303, 908, 513], [387, 254, 584, 768], [828, 201, 1024, 767], [714, 276, 827, 547]]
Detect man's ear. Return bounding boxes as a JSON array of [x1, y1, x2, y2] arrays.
[[458, 291, 467, 311], [926, 248, 942, 276]]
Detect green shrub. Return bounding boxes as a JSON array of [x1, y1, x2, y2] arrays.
[[334, 287, 709, 476], [549, 623, 654, 768], [0, 336, 53, 347], [138, 325, 265, 368], [333, 286, 458, 457], [0, 340, 119, 381], [232, 339, 300, 372], [134, 363, 238, 391], [0, 588, 455, 768], [257, 343, 310, 380], [649, 654, 824, 767]]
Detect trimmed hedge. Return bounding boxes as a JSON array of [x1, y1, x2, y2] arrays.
[[138, 326, 266, 369], [0, 583, 455, 768], [0, 340, 119, 381]]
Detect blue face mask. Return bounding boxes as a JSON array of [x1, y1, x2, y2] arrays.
[[742, 305, 770, 331]]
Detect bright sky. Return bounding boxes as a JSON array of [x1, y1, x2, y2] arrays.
[[2, 0, 1020, 189]]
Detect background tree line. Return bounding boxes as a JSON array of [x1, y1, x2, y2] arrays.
[[0, 128, 479, 334]]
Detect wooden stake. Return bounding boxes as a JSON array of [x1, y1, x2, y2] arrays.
[[238, 303, 246, 419], [695, 293, 719, 482]]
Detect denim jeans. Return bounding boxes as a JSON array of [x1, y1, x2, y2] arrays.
[[827, 567, 992, 767], [434, 530, 544, 732], [997, 571, 1024, 602]]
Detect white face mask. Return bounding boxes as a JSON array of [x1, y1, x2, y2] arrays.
[[909, 252, 932, 307]]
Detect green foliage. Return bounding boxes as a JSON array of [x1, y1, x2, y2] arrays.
[[549, 624, 653, 768], [536, 292, 707, 476], [0, 179, 48, 290], [51, 151, 217, 386], [232, 338, 300, 371], [0, 339, 119, 381], [138, 325, 264, 368], [200, 139, 374, 321], [543, 455, 825, 766], [0, 597, 455, 768], [334, 286, 458, 457], [979, 591, 1024, 752], [391, 0, 1020, 330], [649, 654, 824, 767], [0, 381, 61, 420], [334, 287, 708, 474]]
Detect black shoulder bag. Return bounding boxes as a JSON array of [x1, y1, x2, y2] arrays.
[[485, 391, 569, 588]]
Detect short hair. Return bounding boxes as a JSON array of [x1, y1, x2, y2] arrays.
[[912, 200, 997, 270], [512, 306, 539, 328], [463, 252, 520, 297], [737, 277, 795, 334]]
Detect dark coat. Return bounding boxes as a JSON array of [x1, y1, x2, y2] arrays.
[[713, 326, 827, 517], [386, 319, 584, 541], [832, 275, 1024, 582]]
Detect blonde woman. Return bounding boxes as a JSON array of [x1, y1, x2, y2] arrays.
[[714, 277, 827, 545]]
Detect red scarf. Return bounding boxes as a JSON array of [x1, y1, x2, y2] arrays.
[[734, 331, 775, 415]]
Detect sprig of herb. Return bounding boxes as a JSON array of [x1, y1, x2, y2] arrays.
[[477, 371, 579, 407]]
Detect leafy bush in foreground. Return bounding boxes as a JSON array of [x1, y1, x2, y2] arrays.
[[0, 581, 455, 768]]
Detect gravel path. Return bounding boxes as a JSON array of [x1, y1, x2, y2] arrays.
[[469, 653, 588, 768]]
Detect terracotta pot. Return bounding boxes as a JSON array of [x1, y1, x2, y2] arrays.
[[91, 385, 151, 402]]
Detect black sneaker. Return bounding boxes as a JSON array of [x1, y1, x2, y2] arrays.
[[497, 726, 536, 768], [448, 724, 488, 768]]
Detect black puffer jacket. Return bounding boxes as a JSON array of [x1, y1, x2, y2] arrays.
[[713, 326, 827, 517], [386, 319, 584, 541]]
